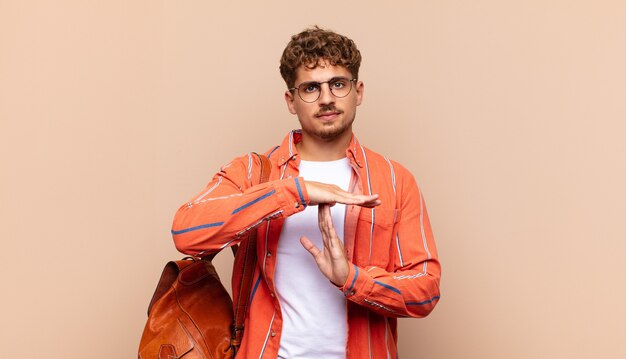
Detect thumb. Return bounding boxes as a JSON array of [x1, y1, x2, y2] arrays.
[[300, 236, 321, 258]]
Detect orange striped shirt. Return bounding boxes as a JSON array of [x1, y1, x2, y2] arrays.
[[172, 130, 441, 358]]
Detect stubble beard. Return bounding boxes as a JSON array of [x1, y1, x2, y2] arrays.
[[316, 117, 353, 140], [307, 107, 356, 141]]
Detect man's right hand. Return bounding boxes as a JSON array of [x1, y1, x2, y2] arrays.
[[304, 181, 381, 207]]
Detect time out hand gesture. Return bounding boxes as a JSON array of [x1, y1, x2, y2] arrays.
[[300, 204, 351, 286], [305, 181, 380, 207]]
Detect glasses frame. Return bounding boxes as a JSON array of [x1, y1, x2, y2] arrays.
[[289, 77, 358, 103]]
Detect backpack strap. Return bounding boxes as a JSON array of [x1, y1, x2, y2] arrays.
[[231, 152, 271, 352]]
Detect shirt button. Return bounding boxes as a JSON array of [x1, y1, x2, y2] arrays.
[[350, 291, 356, 295], [267, 251, 272, 257], [271, 331, 276, 337], [270, 292, 275, 298], [294, 202, 300, 208]]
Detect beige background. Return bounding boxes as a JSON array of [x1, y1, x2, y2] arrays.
[[1, 1, 625, 358]]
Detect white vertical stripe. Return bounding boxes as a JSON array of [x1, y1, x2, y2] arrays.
[[385, 157, 405, 267], [419, 189, 430, 275], [288, 130, 294, 156], [272, 146, 288, 275], [369, 214, 375, 263], [395, 234, 405, 267], [419, 189, 432, 260], [263, 219, 271, 275], [360, 145, 373, 195], [258, 311, 276, 359], [247, 153, 253, 180], [360, 145, 374, 263]]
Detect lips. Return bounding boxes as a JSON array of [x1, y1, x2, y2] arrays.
[[315, 111, 341, 119]]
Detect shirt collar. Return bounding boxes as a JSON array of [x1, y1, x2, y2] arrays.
[[275, 129, 364, 168]]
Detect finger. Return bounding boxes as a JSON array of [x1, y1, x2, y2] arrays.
[[317, 204, 327, 234], [324, 204, 334, 230], [335, 193, 380, 206], [318, 204, 333, 250], [323, 204, 336, 237], [322, 204, 336, 248], [321, 206, 347, 255], [317, 204, 327, 235], [300, 236, 322, 259], [320, 204, 333, 229], [360, 199, 382, 208]]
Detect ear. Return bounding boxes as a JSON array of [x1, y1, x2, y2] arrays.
[[355, 81, 364, 106], [284, 90, 297, 114]]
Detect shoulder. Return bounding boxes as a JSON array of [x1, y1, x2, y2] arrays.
[[225, 143, 280, 170], [359, 145, 420, 196], [263, 145, 281, 160], [220, 140, 283, 176], [360, 145, 414, 179]]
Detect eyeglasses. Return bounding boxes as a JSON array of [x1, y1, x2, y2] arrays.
[[289, 77, 357, 103]]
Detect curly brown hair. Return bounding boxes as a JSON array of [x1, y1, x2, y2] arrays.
[[279, 26, 362, 89]]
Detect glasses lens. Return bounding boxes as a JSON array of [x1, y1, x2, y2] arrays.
[[298, 82, 321, 102], [329, 78, 352, 98]]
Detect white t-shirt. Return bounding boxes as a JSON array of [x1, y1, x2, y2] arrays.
[[275, 158, 352, 359]]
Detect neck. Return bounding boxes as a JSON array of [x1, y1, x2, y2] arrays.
[[296, 130, 352, 161]]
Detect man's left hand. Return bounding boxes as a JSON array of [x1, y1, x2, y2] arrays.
[[300, 204, 350, 286]]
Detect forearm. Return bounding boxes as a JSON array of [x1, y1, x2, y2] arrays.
[[171, 156, 308, 256], [339, 261, 440, 318]]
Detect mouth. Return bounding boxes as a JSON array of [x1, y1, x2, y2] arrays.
[[315, 111, 341, 120]]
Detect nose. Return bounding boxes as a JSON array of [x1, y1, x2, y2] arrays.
[[318, 83, 335, 105]]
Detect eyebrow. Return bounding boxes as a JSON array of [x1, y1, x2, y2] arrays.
[[301, 76, 348, 84]]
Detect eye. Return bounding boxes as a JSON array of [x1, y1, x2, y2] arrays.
[[301, 82, 320, 93], [330, 79, 348, 89]]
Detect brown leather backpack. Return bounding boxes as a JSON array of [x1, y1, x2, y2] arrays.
[[138, 154, 271, 359]]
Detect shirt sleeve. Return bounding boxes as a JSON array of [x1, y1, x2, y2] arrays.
[[171, 153, 308, 256], [338, 164, 441, 318]]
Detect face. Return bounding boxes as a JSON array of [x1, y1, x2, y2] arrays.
[[285, 61, 364, 143]]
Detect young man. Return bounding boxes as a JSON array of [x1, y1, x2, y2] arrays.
[[172, 27, 441, 358]]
